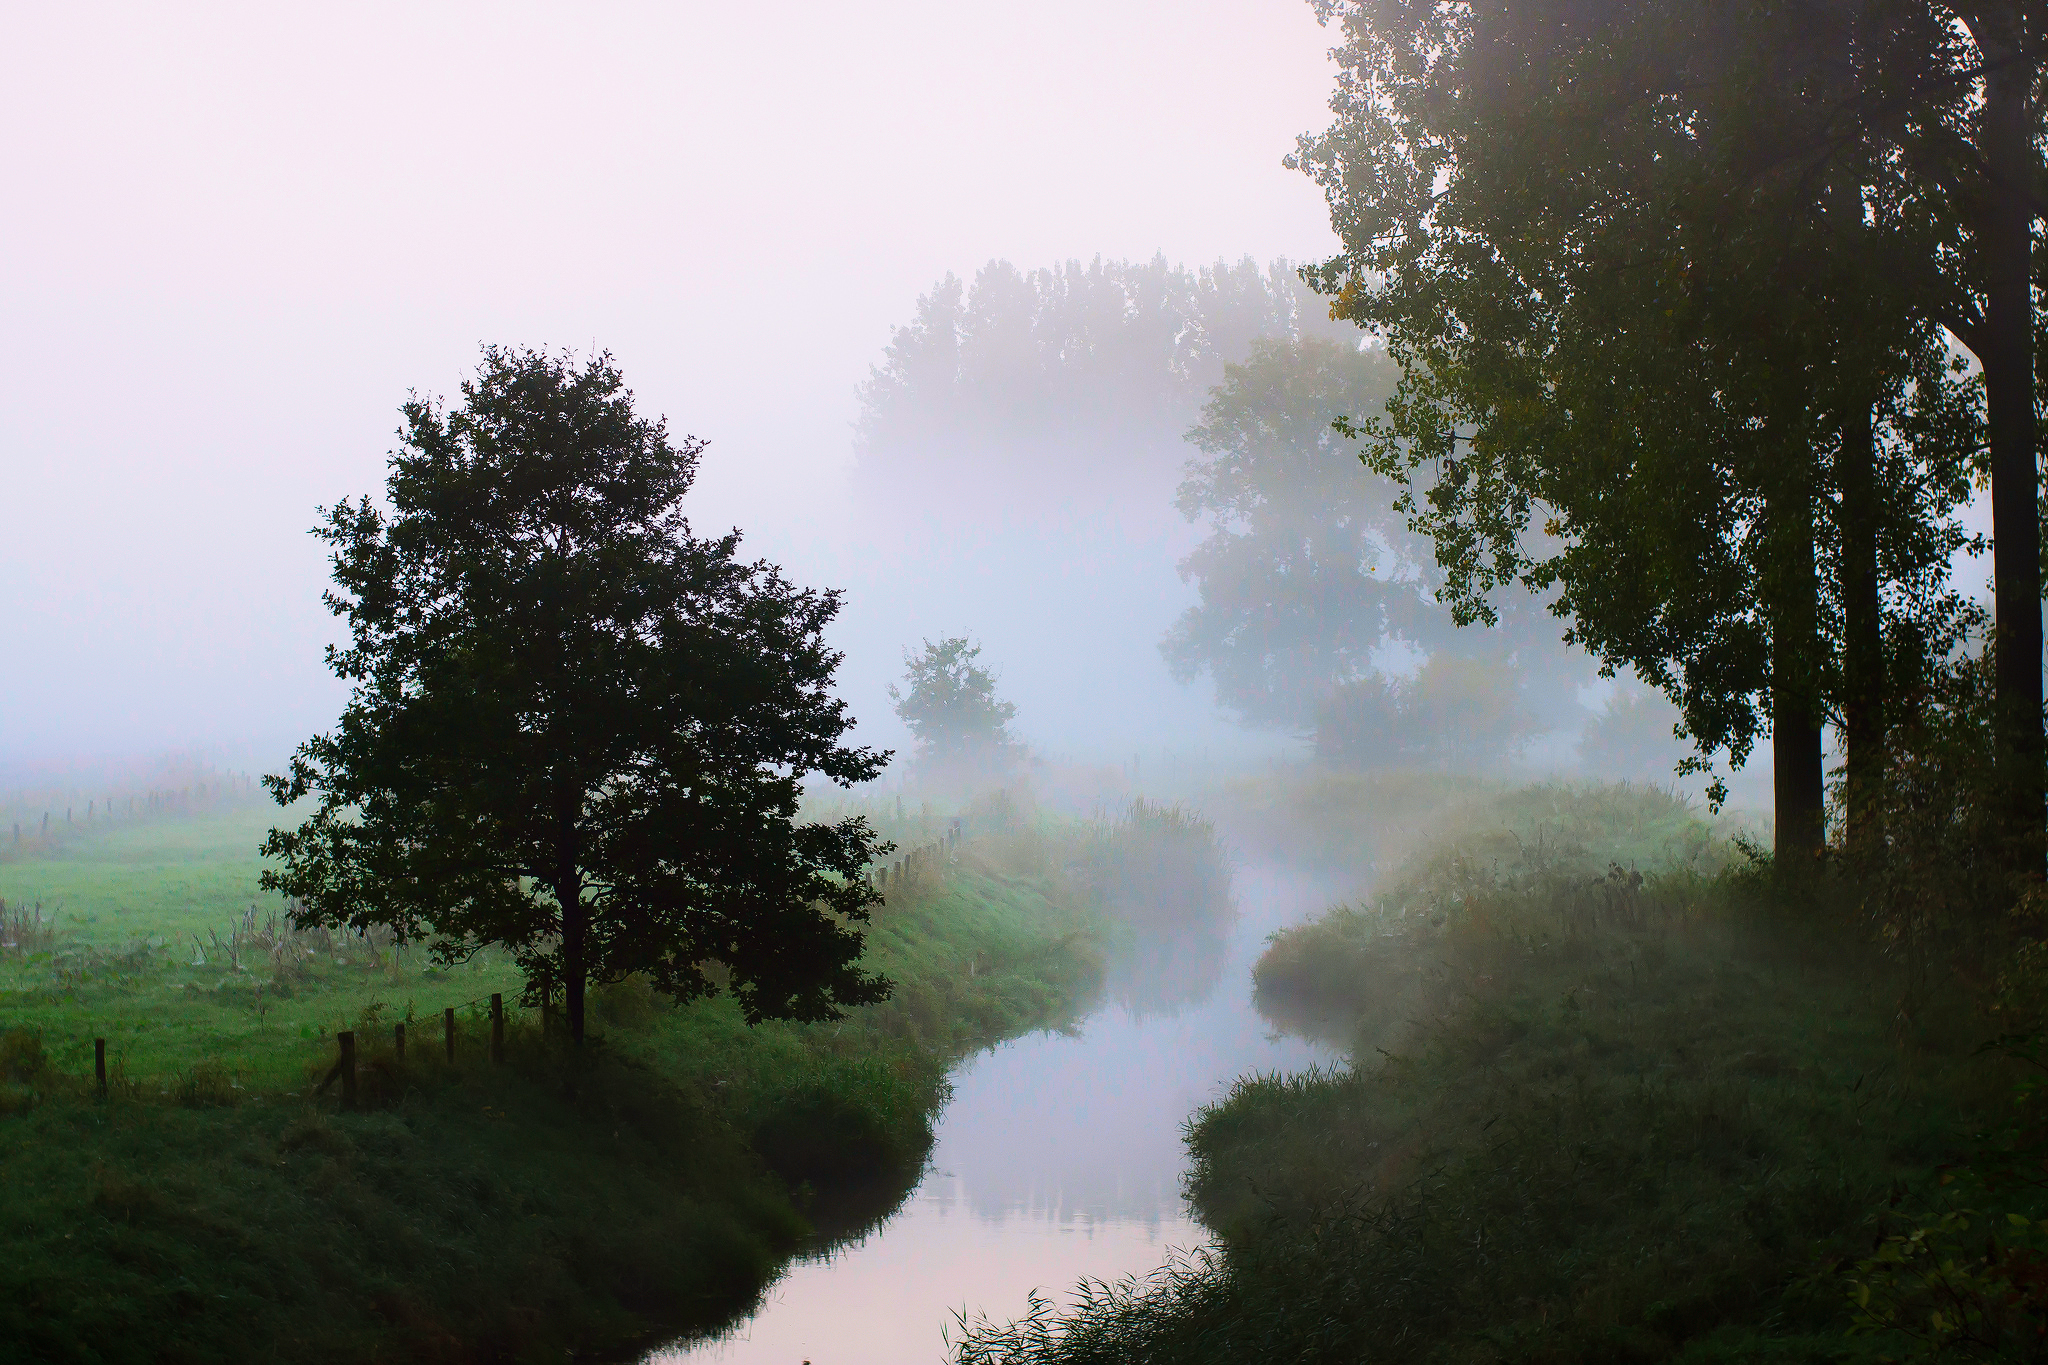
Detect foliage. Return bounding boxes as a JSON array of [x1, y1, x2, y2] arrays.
[[890, 638, 1024, 789], [1293, 0, 1984, 839], [1842, 1031, 2048, 1360], [1162, 337, 1414, 727], [1254, 780, 1726, 1037], [1165, 336, 1585, 736], [262, 347, 890, 1042], [1833, 645, 2032, 970]]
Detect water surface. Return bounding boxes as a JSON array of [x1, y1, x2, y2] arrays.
[[655, 863, 1337, 1365]]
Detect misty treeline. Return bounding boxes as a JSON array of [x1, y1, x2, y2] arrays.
[[1288, 0, 2040, 900], [856, 255, 1357, 500], [857, 255, 1610, 766]]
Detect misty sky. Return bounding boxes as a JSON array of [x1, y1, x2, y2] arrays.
[[0, 1, 1347, 777]]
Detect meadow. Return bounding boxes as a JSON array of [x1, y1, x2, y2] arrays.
[[0, 800, 1117, 1364]]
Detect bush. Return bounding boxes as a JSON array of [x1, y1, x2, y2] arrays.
[[595, 973, 664, 1030], [0, 1026, 47, 1083], [1833, 646, 2035, 976]]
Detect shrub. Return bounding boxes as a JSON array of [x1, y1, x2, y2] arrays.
[[595, 973, 664, 1030], [0, 1026, 47, 1083], [1833, 646, 2035, 977]]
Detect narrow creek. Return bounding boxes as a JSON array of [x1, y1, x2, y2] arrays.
[[653, 862, 1340, 1365]]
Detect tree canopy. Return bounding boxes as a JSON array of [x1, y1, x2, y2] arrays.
[[855, 255, 1358, 509], [262, 347, 891, 1044], [1293, 0, 1989, 851], [1165, 334, 1596, 751]]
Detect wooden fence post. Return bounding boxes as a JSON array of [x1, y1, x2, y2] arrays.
[[490, 993, 504, 1063], [394, 1021, 405, 1062], [94, 1037, 106, 1099], [445, 1007, 456, 1062], [337, 1031, 357, 1109]]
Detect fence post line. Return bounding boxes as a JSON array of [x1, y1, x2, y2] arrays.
[[490, 993, 505, 1063], [94, 1037, 106, 1099], [394, 1021, 405, 1062], [445, 1007, 456, 1062], [337, 1031, 357, 1109]]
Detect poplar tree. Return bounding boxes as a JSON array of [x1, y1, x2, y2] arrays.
[[1294, 0, 1982, 858]]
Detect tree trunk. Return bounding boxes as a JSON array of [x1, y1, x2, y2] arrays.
[[558, 870, 587, 1046], [1979, 13, 2044, 877], [1771, 457, 1826, 869], [1839, 397, 1885, 859]]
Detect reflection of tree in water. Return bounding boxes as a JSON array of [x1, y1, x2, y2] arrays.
[[1105, 927, 1229, 1021], [1084, 800, 1236, 1020]]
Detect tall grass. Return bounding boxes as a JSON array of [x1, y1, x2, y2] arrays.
[[1253, 782, 1730, 1041]]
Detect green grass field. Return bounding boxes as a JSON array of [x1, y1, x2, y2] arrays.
[[0, 807, 1112, 1364], [1, 807, 539, 1091]]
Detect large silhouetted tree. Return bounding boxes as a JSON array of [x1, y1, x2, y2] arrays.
[[1294, 0, 1984, 859], [262, 347, 891, 1045]]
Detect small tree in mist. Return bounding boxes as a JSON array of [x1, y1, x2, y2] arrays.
[[889, 638, 1022, 788], [262, 347, 891, 1048]]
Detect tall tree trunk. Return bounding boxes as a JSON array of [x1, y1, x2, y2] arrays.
[[1980, 14, 2044, 876], [557, 868, 586, 1046], [1772, 458, 1826, 869], [1840, 397, 1886, 859]]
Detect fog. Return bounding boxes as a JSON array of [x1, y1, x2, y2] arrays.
[[0, 1, 1743, 802], [0, 2, 1331, 773]]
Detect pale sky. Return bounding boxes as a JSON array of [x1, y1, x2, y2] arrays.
[[0, 2, 1345, 775]]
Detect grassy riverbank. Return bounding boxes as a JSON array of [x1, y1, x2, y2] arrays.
[[954, 782, 2039, 1364], [0, 806, 1109, 1364]]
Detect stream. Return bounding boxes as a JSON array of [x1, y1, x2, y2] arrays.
[[653, 862, 1339, 1365]]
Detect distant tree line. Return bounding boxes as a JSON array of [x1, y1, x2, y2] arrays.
[[856, 255, 1357, 503], [859, 256, 1596, 756]]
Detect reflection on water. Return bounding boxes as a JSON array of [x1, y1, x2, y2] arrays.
[[653, 864, 1338, 1365]]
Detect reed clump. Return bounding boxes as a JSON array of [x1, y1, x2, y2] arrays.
[[0, 899, 58, 956]]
